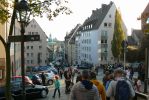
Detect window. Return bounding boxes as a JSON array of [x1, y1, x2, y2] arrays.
[[28, 32, 31, 35], [39, 46, 42, 49], [27, 53, 29, 57], [31, 60, 33, 64], [27, 60, 30, 64], [108, 23, 112, 27], [31, 46, 33, 49], [109, 14, 111, 18], [104, 23, 107, 27], [27, 46, 29, 49], [91, 24, 93, 28], [31, 53, 33, 57]]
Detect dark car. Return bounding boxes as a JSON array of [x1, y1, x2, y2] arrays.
[[0, 76, 49, 100]]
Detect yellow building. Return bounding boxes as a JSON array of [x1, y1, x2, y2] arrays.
[[0, 23, 8, 86]]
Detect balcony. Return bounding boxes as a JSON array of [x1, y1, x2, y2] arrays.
[[101, 44, 108, 48], [101, 52, 108, 56], [101, 35, 108, 40]]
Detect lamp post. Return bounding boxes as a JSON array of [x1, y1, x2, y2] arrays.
[[121, 40, 128, 71], [16, 0, 31, 100]]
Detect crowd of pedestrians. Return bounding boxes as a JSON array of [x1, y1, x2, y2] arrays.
[[50, 64, 145, 100]]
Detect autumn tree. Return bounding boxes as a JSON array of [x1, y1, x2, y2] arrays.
[[0, 0, 71, 100], [111, 10, 125, 62]]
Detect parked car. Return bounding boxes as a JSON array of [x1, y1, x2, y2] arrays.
[[31, 74, 42, 85], [0, 76, 49, 100], [39, 72, 56, 85], [48, 66, 58, 74], [11, 76, 33, 85]]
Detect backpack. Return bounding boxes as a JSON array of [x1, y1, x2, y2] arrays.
[[115, 80, 130, 100]]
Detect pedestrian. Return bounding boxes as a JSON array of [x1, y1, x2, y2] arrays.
[[76, 71, 82, 83], [105, 74, 114, 100], [129, 67, 134, 80], [90, 71, 106, 100], [134, 76, 142, 92], [40, 72, 46, 86], [52, 75, 61, 98], [106, 68, 135, 100], [59, 69, 63, 79], [95, 66, 99, 75], [103, 71, 110, 87], [64, 69, 71, 94], [70, 70, 100, 100]]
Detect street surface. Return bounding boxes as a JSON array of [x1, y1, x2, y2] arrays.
[[36, 68, 104, 100]]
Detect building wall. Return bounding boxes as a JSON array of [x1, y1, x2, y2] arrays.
[[0, 23, 7, 86], [25, 19, 48, 67], [98, 3, 117, 65], [77, 3, 127, 66]]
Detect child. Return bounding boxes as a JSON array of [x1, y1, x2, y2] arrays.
[[52, 75, 61, 98]]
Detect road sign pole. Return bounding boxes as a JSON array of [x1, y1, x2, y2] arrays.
[[20, 23, 26, 100]]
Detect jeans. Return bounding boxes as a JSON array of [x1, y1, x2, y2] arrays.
[[53, 88, 60, 97]]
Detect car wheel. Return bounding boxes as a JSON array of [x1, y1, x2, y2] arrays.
[[40, 89, 47, 98], [47, 79, 53, 85]]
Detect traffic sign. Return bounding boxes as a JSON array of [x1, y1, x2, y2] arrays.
[[8, 35, 40, 42]]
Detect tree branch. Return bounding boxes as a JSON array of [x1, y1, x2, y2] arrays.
[[0, 35, 6, 48], [8, 0, 18, 37]]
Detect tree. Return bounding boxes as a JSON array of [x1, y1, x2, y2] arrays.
[[0, 0, 72, 100], [111, 10, 125, 62]]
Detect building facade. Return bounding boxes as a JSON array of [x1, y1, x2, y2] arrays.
[[75, 1, 127, 66], [65, 24, 81, 66], [25, 19, 48, 67]]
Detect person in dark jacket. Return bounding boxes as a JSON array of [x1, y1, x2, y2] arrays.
[[41, 72, 46, 86]]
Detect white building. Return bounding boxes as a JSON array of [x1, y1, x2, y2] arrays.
[[25, 19, 48, 67], [76, 1, 127, 66]]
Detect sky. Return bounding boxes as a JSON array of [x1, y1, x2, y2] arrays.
[[35, 0, 149, 41]]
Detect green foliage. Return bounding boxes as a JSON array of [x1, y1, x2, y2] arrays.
[[0, 0, 72, 23], [111, 10, 125, 60], [0, 0, 10, 23]]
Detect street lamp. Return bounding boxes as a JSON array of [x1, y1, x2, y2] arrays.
[[121, 40, 128, 71], [16, 0, 31, 100]]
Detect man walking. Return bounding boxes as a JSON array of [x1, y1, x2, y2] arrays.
[[41, 72, 46, 86], [70, 70, 100, 100], [106, 68, 135, 100]]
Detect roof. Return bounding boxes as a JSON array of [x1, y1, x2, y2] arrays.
[[127, 36, 137, 45], [132, 29, 144, 40], [79, 1, 113, 31], [65, 24, 81, 43], [142, 3, 149, 15]]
